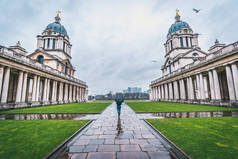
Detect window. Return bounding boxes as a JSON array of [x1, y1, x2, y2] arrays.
[[190, 37, 193, 47], [185, 37, 189, 47], [65, 63, 68, 74], [180, 37, 183, 48], [47, 38, 50, 48], [193, 53, 198, 56], [52, 39, 56, 49], [37, 55, 44, 64], [168, 61, 172, 73], [63, 42, 65, 51], [43, 39, 45, 49], [170, 40, 173, 49]]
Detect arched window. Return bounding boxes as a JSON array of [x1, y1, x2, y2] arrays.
[[37, 55, 44, 64], [193, 53, 198, 56]]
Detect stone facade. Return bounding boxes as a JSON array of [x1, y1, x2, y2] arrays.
[[150, 11, 238, 107], [0, 14, 88, 110]]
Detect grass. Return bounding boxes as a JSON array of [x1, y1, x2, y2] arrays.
[[0, 102, 111, 114], [0, 120, 89, 159], [147, 117, 238, 159], [128, 101, 238, 112]]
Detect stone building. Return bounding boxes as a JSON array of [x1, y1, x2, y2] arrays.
[[0, 13, 88, 109], [150, 11, 238, 107]]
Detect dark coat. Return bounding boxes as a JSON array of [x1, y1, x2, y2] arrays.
[[115, 98, 124, 106]]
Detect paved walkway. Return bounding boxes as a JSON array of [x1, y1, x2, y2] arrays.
[[68, 103, 171, 159]]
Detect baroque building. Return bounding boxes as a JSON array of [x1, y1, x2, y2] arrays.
[[0, 13, 88, 109], [150, 11, 238, 107]]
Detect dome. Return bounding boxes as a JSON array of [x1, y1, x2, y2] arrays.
[[168, 20, 192, 35], [45, 22, 68, 36]]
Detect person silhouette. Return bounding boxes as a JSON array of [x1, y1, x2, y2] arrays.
[[115, 97, 124, 117]]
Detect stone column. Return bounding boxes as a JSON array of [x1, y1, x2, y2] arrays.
[[179, 79, 186, 100], [158, 86, 161, 100], [43, 78, 48, 101], [55, 81, 58, 102], [231, 63, 238, 100], [1, 67, 10, 103], [16, 71, 24, 103], [59, 82, 63, 101], [154, 87, 157, 101], [161, 85, 164, 99], [51, 81, 56, 102], [196, 75, 200, 99], [64, 83, 68, 102], [168, 83, 173, 100], [164, 84, 168, 100], [32, 75, 37, 102], [0, 66, 4, 98], [213, 69, 221, 100], [226, 65, 236, 100], [173, 81, 179, 100], [46, 79, 50, 101], [73, 85, 75, 101], [208, 71, 216, 100], [189, 77, 195, 100], [203, 76, 209, 99], [69, 84, 72, 102], [199, 73, 205, 100], [35, 76, 40, 102], [21, 72, 28, 102], [186, 77, 191, 99]]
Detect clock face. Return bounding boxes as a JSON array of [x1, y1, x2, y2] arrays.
[[184, 29, 188, 33], [48, 30, 52, 35]]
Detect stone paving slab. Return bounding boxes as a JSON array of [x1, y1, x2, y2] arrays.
[[68, 103, 171, 159]]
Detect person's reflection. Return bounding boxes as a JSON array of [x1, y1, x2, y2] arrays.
[[116, 116, 123, 139]]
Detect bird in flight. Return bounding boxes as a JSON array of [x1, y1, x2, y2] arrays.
[[193, 8, 201, 13], [151, 60, 157, 63]]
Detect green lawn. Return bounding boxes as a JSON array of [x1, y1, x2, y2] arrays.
[[0, 102, 111, 114], [0, 120, 89, 159], [148, 117, 238, 159], [128, 101, 238, 112]]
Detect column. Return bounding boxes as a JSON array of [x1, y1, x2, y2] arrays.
[[43, 78, 48, 101], [208, 71, 216, 100], [21, 72, 28, 102], [164, 84, 168, 100], [1, 67, 10, 103], [161, 85, 164, 99], [0, 66, 4, 98], [196, 75, 200, 99], [173, 81, 179, 100], [35, 76, 40, 102], [154, 87, 157, 101], [179, 79, 186, 100], [55, 81, 58, 101], [16, 71, 24, 102], [226, 65, 236, 100], [189, 77, 195, 100], [72, 85, 75, 101], [203, 76, 209, 99], [199, 73, 205, 100], [64, 83, 68, 101], [231, 63, 238, 100], [213, 69, 221, 100], [51, 81, 56, 102], [32, 75, 37, 102], [46, 79, 50, 101], [186, 77, 191, 99], [169, 83, 173, 99], [158, 86, 161, 100], [69, 84, 72, 101], [59, 82, 63, 101]]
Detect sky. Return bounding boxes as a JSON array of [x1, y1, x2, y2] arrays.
[[0, 0, 238, 95]]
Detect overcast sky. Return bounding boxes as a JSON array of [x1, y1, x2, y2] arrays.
[[0, 0, 237, 95]]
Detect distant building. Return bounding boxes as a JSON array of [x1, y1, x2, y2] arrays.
[[123, 87, 142, 93]]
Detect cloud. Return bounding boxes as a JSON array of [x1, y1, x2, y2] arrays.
[[0, 0, 237, 95]]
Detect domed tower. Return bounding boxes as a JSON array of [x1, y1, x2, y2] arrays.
[[161, 10, 207, 76], [29, 12, 75, 77]]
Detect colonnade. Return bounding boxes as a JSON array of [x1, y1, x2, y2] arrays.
[[0, 65, 88, 109], [151, 62, 238, 106]]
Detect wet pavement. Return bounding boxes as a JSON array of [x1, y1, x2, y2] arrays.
[[67, 103, 172, 159]]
